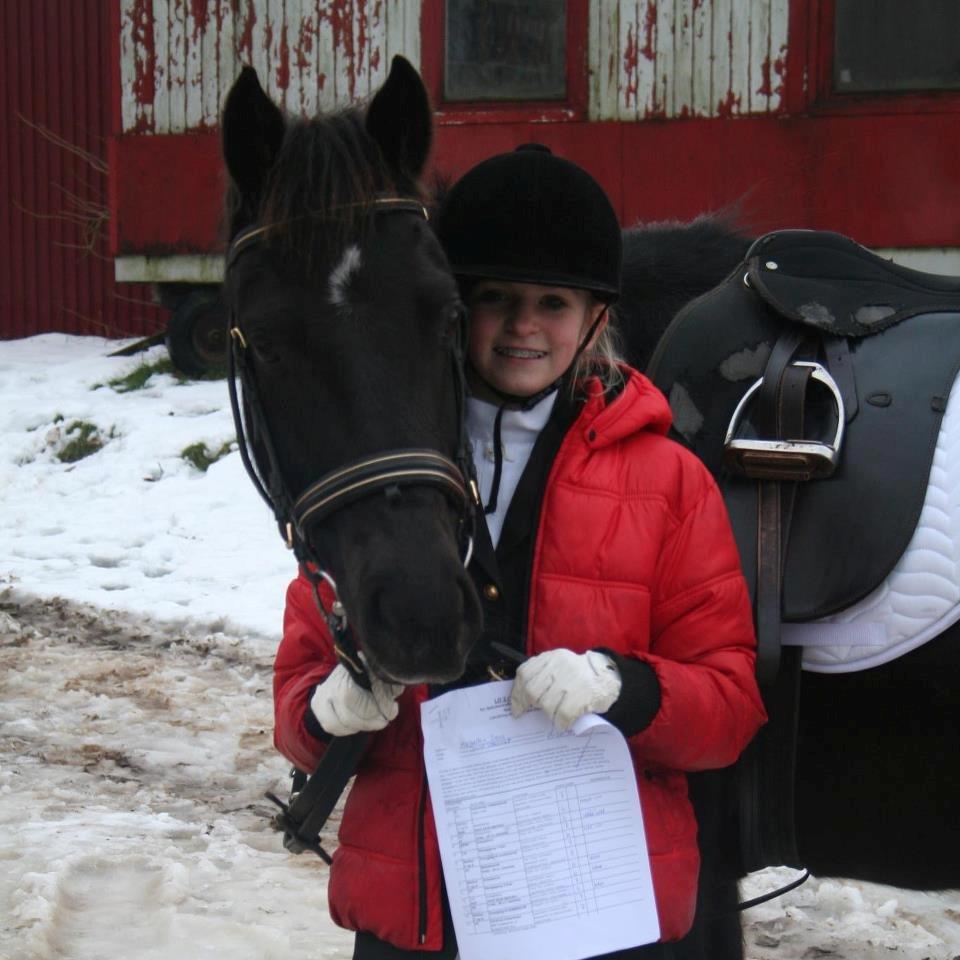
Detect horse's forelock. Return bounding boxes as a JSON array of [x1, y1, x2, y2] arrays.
[[253, 110, 397, 282]]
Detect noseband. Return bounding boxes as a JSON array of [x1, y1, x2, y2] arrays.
[[225, 197, 480, 683]]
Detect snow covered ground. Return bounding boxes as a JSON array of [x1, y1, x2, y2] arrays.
[[1, 334, 958, 959]]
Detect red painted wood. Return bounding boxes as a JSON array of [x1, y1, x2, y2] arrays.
[[615, 115, 960, 246], [103, 0, 960, 277], [783, 0, 817, 115], [117, 105, 960, 254], [110, 133, 225, 255], [0, 0, 163, 340], [433, 122, 625, 217]]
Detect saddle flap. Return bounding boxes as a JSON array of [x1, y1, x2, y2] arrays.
[[746, 230, 960, 337], [648, 237, 960, 622]]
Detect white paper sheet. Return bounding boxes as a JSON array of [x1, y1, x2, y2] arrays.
[[421, 680, 660, 960]]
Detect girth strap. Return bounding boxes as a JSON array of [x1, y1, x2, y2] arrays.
[[736, 330, 815, 872], [755, 358, 812, 687]]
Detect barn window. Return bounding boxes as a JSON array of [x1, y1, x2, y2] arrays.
[[833, 0, 960, 93], [444, 0, 567, 101]]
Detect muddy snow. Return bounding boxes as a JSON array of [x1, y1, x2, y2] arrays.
[[0, 594, 351, 960], [3, 598, 958, 960]]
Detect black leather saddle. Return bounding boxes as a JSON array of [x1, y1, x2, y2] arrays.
[[647, 228, 960, 873], [648, 229, 960, 622]]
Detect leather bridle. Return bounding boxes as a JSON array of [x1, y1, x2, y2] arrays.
[[225, 197, 481, 684]]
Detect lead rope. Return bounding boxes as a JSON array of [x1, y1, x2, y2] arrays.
[[734, 869, 809, 914]]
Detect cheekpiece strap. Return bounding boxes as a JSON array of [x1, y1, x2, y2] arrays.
[[303, 565, 371, 691]]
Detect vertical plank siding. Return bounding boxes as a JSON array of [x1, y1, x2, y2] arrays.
[[119, 0, 423, 133], [119, 1, 786, 131], [1, 0, 163, 339], [594, 0, 790, 120]]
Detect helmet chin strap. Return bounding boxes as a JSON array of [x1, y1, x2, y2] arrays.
[[471, 307, 609, 516]]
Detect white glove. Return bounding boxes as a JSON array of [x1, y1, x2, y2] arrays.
[[310, 664, 405, 736], [510, 649, 621, 732]]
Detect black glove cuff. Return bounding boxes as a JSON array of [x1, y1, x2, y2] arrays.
[[304, 685, 334, 743], [594, 649, 661, 738]]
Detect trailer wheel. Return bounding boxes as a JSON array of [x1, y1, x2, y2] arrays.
[[165, 289, 227, 377]]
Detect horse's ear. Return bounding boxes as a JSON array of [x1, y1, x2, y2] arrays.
[[366, 56, 432, 183], [222, 66, 285, 211]]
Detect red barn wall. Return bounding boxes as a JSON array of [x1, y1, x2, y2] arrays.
[[0, 0, 164, 340]]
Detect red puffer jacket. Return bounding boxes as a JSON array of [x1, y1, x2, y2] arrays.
[[274, 369, 766, 949]]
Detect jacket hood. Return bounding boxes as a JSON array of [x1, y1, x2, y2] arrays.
[[580, 367, 673, 447]]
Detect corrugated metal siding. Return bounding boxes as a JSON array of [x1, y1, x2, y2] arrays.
[[1, 0, 164, 340], [118, 0, 423, 133], [589, 0, 790, 120]]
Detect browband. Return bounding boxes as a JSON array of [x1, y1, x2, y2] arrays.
[[227, 197, 430, 267]]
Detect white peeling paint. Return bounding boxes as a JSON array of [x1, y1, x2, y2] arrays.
[[121, 1, 789, 132], [118, 0, 423, 134], [592, 0, 790, 121]]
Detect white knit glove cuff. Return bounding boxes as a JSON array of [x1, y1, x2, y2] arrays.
[[310, 664, 404, 737], [510, 649, 622, 732]]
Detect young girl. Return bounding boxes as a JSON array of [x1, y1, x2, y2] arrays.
[[273, 145, 766, 959]]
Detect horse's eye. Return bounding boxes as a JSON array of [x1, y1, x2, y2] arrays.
[[249, 330, 282, 364]]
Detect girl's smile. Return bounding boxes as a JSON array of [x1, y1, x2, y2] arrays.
[[466, 280, 606, 400]]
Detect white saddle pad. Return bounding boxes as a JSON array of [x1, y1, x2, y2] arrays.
[[783, 371, 960, 673]]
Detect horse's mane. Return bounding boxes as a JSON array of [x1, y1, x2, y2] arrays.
[[622, 211, 752, 293], [618, 211, 754, 371], [227, 108, 402, 280]]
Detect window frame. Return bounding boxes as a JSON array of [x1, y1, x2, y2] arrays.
[[420, 0, 589, 125], [803, 0, 960, 116]]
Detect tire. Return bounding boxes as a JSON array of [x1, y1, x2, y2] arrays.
[[165, 288, 228, 377]]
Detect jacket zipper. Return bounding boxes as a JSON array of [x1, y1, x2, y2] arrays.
[[417, 770, 428, 943]]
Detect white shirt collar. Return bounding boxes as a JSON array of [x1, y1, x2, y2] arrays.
[[465, 391, 557, 443], [466, 391, 558, 548]]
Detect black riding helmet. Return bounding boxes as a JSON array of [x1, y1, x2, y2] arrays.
[[438, 146, 623, 518], [437, 144, 622, 303]]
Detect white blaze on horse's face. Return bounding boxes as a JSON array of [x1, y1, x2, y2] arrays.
[[328, 244, 363, 307]]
